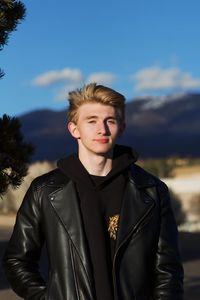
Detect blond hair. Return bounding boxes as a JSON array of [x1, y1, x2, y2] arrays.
[[67, 83, 126, 123]]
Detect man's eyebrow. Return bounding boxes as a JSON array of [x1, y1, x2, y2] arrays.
[[85, 115, 98, 119], [85, 115, 117, 120], [106, 116, 117, 119]]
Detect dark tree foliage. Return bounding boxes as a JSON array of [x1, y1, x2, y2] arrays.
[[0, 0, 26, 77], [0, 114, 34, 195]]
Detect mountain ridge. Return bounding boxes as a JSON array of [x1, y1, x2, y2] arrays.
[[19, 93, 200, 161]]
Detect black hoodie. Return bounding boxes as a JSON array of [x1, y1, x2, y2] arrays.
[[57, 145, 138, 300]]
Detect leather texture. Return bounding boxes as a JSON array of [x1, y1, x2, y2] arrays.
[[2, 164, 184, 300]]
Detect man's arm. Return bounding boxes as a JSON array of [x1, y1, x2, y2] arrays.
[[153, 181, 184, 300], [2, 181, 46, 300]]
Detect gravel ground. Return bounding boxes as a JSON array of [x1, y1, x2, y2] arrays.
[[0, 289, 22, 300]]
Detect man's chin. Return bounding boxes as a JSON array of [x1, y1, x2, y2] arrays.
[[95, 146, 114, 157]]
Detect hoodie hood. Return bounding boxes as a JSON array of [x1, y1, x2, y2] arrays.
[[57, 144, 138, 189]]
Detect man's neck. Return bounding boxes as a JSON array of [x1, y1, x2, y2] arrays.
[[78, 152, 113, 176]]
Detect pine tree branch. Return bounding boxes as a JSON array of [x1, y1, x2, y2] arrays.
[[0, 114, 34, 195]]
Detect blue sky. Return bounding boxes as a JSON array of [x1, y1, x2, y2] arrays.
[[1, 0, 200, 116]]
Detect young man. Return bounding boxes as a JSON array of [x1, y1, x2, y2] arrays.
[[3, 83, 183, 300]]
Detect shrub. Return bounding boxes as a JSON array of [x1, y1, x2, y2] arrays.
[[189, 193, 200, 217], [169, 189, 186, 226], [138, 158, 176, 178]]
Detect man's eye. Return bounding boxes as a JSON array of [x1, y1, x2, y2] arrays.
[[108, 120, 116, 124], [88, 120, 96, 123]]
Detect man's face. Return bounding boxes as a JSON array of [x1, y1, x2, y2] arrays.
[[68, 102, 125, 157]]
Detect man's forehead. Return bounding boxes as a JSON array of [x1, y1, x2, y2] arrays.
[[78, 102, 117, 116]]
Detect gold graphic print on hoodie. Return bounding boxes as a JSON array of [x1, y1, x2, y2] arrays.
[[108, 214, 120, 240]]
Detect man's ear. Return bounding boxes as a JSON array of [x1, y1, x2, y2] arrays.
[[67, 122, 80, 139]]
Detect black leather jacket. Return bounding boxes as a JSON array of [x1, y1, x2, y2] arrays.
[[3, 164, 183, 300]]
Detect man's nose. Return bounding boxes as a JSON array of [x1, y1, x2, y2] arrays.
[[98, 122, 109, 135]]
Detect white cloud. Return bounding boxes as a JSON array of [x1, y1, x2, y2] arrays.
[[86, 72, 115, 85], [31, 69, 117, 101], [32, 68, 82, 86], [131, 66, 200, 92]]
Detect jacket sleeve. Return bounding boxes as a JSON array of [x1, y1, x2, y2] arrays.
[[2, 181, 46, 300], [153, 181, 184, 300]]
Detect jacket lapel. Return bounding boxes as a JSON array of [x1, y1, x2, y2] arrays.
[[48, 180, 93, 280], [116, 165, 156, 251]]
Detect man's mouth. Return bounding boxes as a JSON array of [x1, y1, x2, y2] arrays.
[[94, 138, 109, 144]]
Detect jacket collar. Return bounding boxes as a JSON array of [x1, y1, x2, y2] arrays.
[[115, 164, 157, 252], [129, 164, 157, 188], [115, 176, 156, 253]]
